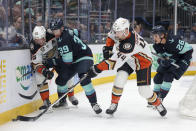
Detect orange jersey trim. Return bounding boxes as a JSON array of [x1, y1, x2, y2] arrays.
[[106, 37, 115, 47], [96, 59, 116, 71], [133, 52, 152, 70], [97, 61, 109, 71]]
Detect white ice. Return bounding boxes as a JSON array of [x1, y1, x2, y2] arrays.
[[1, 76, 196, 131]]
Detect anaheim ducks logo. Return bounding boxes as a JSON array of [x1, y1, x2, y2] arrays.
[[123, 43, 132, 50], [119, 42, 133, 53]]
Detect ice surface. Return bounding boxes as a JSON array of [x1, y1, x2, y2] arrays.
[[1, 76, 196, 131]]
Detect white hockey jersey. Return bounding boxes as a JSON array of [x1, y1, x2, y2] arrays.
[[106, 29, 152, 70], [31, 39, 58, 65]]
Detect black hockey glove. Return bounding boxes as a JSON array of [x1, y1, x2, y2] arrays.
[[158, 58, 172, 68], [177, 60, 190, 71], [43, 58, 59, 68], [168, 60, 189, 72], [103, 46, 113, 59], [87, 65, 102, 78], [42, 68, 54, 80]]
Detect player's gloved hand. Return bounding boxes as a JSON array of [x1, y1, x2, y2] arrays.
[[42, 68, 54, 80], [167, 65, 178, 72], [43, 58, 59, 68], [178, 60, 190, 71], [158, 59, 172, 67], [168, 60, 189, 72], [87, 65, 102, 78], [103, 46, 113, 59]]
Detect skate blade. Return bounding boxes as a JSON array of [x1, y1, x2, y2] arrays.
[[160, 115, 167, 119], [56, 106, 70, 110], [93, 113, 103, 118], [69, 105, 78, 109], [147, 105, 156, 110], [46, 108, 54, 114]]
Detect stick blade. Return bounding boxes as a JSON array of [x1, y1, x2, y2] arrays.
[[15, 115, 37, 121]]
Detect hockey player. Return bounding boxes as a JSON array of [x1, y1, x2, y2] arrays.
[[150, 25, 193, 102], [87, 17, 167, 116], [44, 18, 102, 114], [31, 26, 79, 110]]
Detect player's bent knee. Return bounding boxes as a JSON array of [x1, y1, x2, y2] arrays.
[[138, 85, 153, 99], [114, 70, 129, 87]]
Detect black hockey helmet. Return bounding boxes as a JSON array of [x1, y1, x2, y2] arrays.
[[151, 25, 167, 34], [49, 18, 64, 30]]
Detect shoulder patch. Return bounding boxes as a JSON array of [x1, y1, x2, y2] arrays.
[[123, 43, 132, 50], [119, 42, 133, 53]]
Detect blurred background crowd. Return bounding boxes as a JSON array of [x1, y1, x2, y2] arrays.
[[0, 0, 196, 49]]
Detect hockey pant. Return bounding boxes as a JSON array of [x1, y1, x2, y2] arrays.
[[111, 63, 160, 106], [35, 71, 74, 102]]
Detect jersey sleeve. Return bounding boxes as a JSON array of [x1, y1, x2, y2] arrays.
[[106, 30, 115, 47], [152, 44, 165, 54], [46, 32, 55, 42], [105, 37, 115, 47]]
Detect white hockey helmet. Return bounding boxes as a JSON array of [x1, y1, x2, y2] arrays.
[[32, 26, 46, 40], [112, 17, 130, 32]]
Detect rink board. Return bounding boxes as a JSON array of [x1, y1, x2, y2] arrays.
[[0, 44, 196, 125]]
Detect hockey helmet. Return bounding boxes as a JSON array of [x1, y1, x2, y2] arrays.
[[32, 26, 46, 40], [151, 25, 166, 34], [49, 18, 64, 30], [112, 17, 130, 32]]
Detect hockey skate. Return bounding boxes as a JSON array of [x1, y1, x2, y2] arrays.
[[155, 102, 167, 117], [147, 102, 156, 110], [147, 98, 163, 109], [106, 103, 118, 115], [91, 103, 102, 114], [68, 96, 79, 106], [53, 98, 68, 108], [39, 99, 51, 110]]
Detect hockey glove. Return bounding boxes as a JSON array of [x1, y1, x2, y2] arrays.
[[177, 60, 190, 71], [87, 65, 102, 78], [168, 60, 189, 72], [42, 68, 54, 80], [43, 58, 59, 68], [167, 65, 178, 72], [158, 58, 172, 68], [168, 66, 184, 80], [103, 46, 113, 59]]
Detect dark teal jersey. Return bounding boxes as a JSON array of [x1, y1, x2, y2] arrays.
[[153, 35, 193, 63], [56, 28, 93, 64]]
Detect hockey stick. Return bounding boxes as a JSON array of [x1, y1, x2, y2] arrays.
[[151, 52, 180, 68], [16, 68, 55, 80], [13, 74, 88, 121]]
